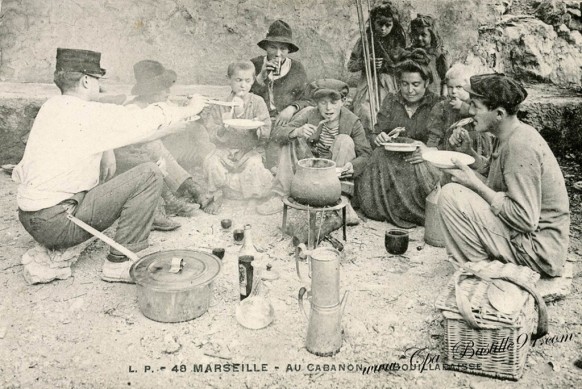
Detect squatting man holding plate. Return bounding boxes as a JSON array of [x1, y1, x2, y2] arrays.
[[12, 48, 208, 283], [438, 73, 570, 278]]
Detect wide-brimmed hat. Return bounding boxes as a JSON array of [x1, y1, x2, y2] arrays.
[[464, 73, 528, 106], [257, 20, 299, 53], [306, 79, 350, 101], [131, 60, 177, 96], [56, 48, 106, 78]]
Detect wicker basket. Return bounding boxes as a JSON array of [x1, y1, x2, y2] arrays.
[[436, 261, 546, 380]]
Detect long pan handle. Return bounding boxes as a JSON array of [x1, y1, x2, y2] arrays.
[[66, 214, 140, 262]]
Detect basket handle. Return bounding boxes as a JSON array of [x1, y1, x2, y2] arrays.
[[454, 272, 548, 339], [454, 273, 483, 329], [495, 275, 548, 339]]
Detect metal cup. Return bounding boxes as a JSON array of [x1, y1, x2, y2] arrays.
[[221, 219, 232, 229], [272, 57, 282, 76], [233, 229, 244, 244], [385, 229, 409, 255], [212, 248, 225, 260]]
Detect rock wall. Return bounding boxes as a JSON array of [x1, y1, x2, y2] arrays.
[[0, 0, 498, 85], [1, 83, 580, 164], [0, 98, 43, 163], [467, 1, 582, 89]]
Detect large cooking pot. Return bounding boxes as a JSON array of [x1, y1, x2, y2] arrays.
[[290, 158, 341, 207], [65, 215, 222, 323], [129, 249, 222, 323]]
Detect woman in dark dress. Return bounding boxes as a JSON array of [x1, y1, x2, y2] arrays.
[[356, 49, 443, 228]]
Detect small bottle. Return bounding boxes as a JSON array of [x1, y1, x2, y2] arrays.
[[239, 224, 262, 288], [239, 224, 259, 258], [239, 255, 254, 301]]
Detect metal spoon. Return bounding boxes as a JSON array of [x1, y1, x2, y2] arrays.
[[449, 117, 474, 129], [207, 100, 243, 107]]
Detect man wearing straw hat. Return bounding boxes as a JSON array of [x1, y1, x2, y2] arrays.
[[13, 48, 208, 283], [438, 74, 570, 278]]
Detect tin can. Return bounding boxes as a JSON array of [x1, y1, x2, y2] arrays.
[[238, 255, 254, 300]]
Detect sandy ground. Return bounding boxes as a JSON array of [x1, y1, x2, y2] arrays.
[[0, 166, 581, 388]]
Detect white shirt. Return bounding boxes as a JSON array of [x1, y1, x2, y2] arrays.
[[13, 95, 186, 211]]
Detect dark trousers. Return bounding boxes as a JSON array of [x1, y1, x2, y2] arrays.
[[19, 163, 163, 258], [163, 122, 216, 172]]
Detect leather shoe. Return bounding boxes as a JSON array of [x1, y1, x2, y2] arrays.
[[163, 188, 198, 217], [177, 178, 204, 203], [151, 203, 181, 231], [151, 215, 181, 231], [101, 260, 134, 283]]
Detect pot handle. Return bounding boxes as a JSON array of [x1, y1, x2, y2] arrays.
[[298, 287, 311, 319], [295, 243, 312, 283], [168, 257, 184, 274], [66, 213, 140, 262]]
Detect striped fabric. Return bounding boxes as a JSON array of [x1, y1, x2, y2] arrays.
[[314, 123, 339, 157]]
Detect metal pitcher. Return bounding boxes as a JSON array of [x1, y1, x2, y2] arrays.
[[295, 243, 342, 307], [296, 243, 349, 356], [298, 287, 348, 357]]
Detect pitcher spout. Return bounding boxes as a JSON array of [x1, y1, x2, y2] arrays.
[[298, 287, 311, 319], [340, 291, 349, 317], [295, 243, 312, 283]]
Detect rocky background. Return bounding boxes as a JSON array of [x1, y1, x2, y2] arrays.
[[0, 1, 579, 87], [0, 0, 581, 163], [0, 0, 500, 85], [467, 0, 582, 89]]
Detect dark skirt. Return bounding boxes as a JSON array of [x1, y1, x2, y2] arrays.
[[356, 142, 441, 228]]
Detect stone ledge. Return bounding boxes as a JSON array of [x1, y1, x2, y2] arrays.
[[0, 83, 231, 163], [0, 82, 231, 99], [0, 82, 581, 163], [519, 83, 582, 154]]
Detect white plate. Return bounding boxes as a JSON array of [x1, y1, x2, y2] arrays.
[[422, 150, 475, 169], [487, 280, 527, 315], [1, 164, 15, 173], [381, 142, 418, 152], [224, 119, 264, 130]]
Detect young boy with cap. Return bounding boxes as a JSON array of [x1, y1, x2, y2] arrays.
[[12, 48, 208, 283], [438, 73, 570, 277], [257, 79, 372, 223]]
